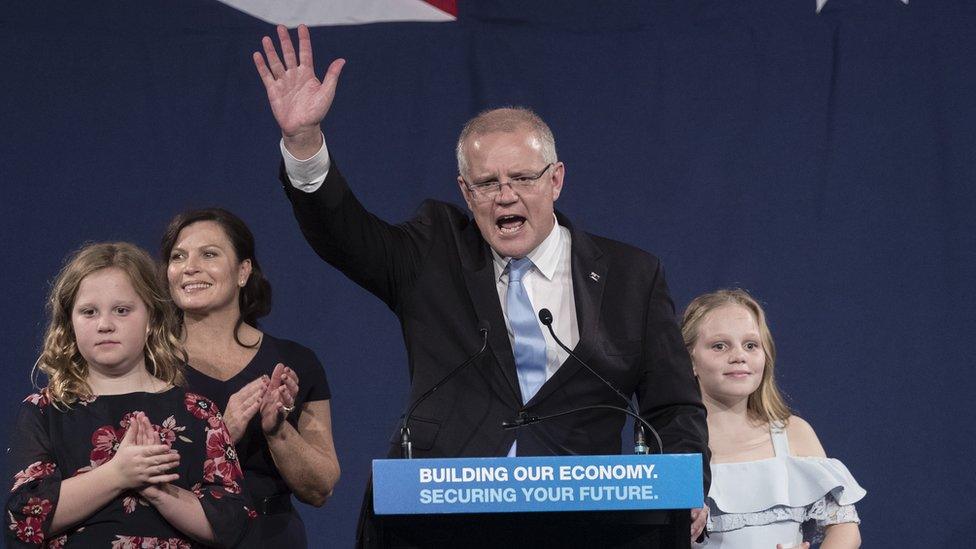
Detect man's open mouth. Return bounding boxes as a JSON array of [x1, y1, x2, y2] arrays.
[[496, 215, 526, 233]]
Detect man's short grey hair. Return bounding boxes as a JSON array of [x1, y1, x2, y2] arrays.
[[455, 107, 558, 178]]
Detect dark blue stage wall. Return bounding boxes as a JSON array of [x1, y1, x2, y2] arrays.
[[3, 0, 974, 545]]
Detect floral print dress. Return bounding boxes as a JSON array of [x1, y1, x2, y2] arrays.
[[6, 387, 254, 548]]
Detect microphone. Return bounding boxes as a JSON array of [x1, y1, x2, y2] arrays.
[[400, 320, 490, 459], [534, 308, 661, 454]]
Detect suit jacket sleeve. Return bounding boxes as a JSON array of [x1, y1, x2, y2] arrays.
[[637, 261, 711, 492], [280, 160, 434, 312]]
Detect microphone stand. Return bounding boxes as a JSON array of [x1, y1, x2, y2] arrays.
[[502, 404, 664, 455], [400, 324, 490, 458], [537, 308, 659, 455]]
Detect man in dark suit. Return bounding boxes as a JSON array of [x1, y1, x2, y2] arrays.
[[254, 25, 709, 547]]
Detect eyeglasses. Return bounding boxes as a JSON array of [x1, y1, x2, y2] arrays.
[[462, 163, 554, 202]]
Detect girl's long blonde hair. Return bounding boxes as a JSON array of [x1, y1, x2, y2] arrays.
[[36, 242, 185, 407], [680, 288, 792, 424]]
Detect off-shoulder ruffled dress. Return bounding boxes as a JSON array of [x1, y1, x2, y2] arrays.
[[693, 423, 865, 548]]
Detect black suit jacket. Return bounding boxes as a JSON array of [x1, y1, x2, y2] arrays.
[[282, 162, 709, 472]]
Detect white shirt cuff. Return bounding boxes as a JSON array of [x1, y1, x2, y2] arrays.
[[280, 134, 331, 193]]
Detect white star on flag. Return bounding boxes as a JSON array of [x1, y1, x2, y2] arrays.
[[817, 0, 908, 13]]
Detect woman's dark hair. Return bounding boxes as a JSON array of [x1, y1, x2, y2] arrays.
[[161, 208, 272, 348]]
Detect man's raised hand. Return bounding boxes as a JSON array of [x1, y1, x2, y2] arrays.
[[253, 24, 345, 159]]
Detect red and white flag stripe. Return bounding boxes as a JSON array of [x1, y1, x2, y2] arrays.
[[218, 0, 457, 27]]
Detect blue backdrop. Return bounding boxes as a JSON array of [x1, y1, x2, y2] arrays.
[[3, 0, 973, 546]]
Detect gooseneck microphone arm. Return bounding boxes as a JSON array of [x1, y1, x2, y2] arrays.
[[536, 308, 661, 454], [400, 321, 490, 459], [538, 309, 632, 409], [502, 405, 663, 455]]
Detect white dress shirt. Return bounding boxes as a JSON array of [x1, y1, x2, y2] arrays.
[[491, 221, 579, 384], [281, 136, 331, 192]]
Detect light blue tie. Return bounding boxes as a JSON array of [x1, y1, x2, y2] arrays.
[[507, 258, 547, 405]]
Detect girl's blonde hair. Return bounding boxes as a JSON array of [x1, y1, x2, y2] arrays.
[[680, 288, 792, 423], [36, 242, 185, 407]]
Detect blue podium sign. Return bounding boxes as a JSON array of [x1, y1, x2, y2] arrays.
[[373, 454, 702, 515]]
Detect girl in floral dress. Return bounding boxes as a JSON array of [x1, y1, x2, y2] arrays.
[[6, 242, 252, 548]]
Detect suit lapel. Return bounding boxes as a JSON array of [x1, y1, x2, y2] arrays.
[[459, 222, 523, 407], [526, 213, 607, 407]]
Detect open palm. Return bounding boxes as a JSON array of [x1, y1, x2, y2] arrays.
[[254, 25, 345, 140]]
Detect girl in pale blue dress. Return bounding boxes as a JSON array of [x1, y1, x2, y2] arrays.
[[681, 289, 864, 549]]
